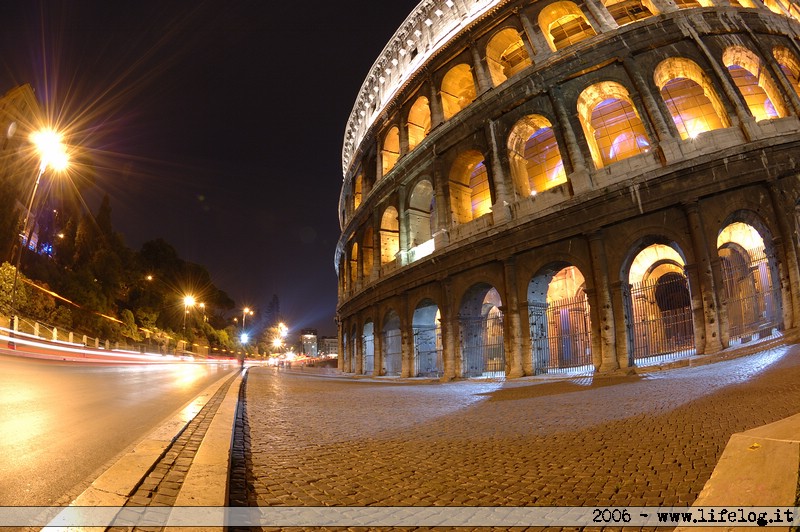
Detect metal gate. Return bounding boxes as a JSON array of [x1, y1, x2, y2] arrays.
[[529, 294, 592, 373], [720, 246, 780, 342], [382, 329, 402, 376], [629, 273, 695, 364], [413, 326, 442, 377], [459, 312, 505, 378], [362, 334, 374, 375]]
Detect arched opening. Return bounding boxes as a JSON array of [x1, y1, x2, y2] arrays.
[[486, 28, 533, 86], [353, 174, 363, 211], [342, 330, 349, 372], [654, 57, 730, 139], [382, 126, 400, 176], [459, 284, 505, 378], [441, 64, 477, 120], [380, 207, 399, 265], [673, 0, 703, 8], [349, 325, 358, 373], [538, 2, 597, 51], [723, 46, 787, 121], [349, 242, 359, 289], [408, 180, 436, 262], [449, 150, 492, 224], [718, 221, 782, 343], [412, 299, 442, 377], [602, 0, 656, 25], [382, 310, 402, 376], [577, 81, 652, 168], [624, 243, 696, 365], [407, 96, 431, 151], [362, 321, 375, 375], [528, 264, 593, 373], [774, 46, 800, 98], [507, 114, 566, 197], [362, 227, 374, 282]]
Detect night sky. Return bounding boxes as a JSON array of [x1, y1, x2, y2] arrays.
[[0, 1, 420, 337]]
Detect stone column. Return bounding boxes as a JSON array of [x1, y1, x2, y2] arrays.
[[488, 119, 514, 223], [398, 185, 409, 266], [373, 310, 383, 377], [427, 73, 445, 129], [401, 293, 414, 377], [432, 158, 452, 248], [610, 281, 633, 368], [587, 232, 619, 372], [469, 41, 493, 94], [584, 0, 618, 31], [337, 319, 345, 372], [503, 257, 525, 377], [623, 58, 674, 142], [768, 181, 800, 330], [518, 9, 554, 57], [549, 89, 594, 194], [684, 201, 724, 353], [440, 278, 458, 381]]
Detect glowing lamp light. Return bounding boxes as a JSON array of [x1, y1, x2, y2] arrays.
[[183, 295, 196, 307], [30, 129, 69, 171], [240, 333, 249, 344]]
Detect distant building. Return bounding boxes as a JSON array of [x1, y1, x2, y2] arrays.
[[319, 336, 338, 358], [300, 328, 318, 357]]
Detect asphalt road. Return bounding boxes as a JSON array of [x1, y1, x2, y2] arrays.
[[0, 354, 237, 506]]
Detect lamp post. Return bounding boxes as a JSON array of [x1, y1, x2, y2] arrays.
[[241, 307, 254, 330], [182, 295, 196, 336], [9, 129, 69, 325]]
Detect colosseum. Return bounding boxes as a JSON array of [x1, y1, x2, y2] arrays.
[[335, 0, 800, 379]]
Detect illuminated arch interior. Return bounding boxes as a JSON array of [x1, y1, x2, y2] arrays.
[[407, 96, 431, 151], [629, 244, 685, 285], [602, 0, 657, 25], [539, 2, 598, 51], [350, 242, 359, 287], [654, 57, 729, 139], [380, 206, 400, 264], [441, 64, 477, 120], [362, 227, 374, 279], [449, 150, 491, 223], [486, 28, 533, 86], [382, 127, 400, 176], [774, 46, 800, 97], [577, 81, 651, 168], [723, 46, 786, 121], [353, 174, 363, 211], [717, 221, 766, 250], [408, 180, 435, 246], [507, 115, 566, 196], [546, 266, 586, 302]]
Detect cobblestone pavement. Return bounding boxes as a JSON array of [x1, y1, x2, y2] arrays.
[[237, 346, 800, 530]]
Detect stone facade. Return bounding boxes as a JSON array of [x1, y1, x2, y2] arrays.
[[335, 0, 800, 379]]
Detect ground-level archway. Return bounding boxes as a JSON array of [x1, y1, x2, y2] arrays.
[[412, 299, 442, 377], [382, 310, 402, 376], [624, 242, 696, 365], [527, 263, 593, 373], [362, 321, 375, 375], [459, 284, 505, 378]]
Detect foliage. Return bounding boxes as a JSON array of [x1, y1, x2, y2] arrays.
[[0, 184, 239, 351]]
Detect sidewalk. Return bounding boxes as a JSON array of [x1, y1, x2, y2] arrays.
[[236, 345, 800, 521]]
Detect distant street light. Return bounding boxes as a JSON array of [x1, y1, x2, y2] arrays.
[[182, 295, 196, 336], [10, 128, 70, 324], [242, 307, 254, 329]]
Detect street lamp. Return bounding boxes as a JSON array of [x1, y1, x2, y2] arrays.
[[242, 307, 254, 329], [182, 295, 196, 335], [9, 128, 69, 323]]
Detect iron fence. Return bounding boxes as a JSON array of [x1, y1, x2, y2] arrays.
[[720, 246, 780, 343], [382, 329, 402, 376], [459, 312, 505, 378], [628, 273, 695, 365], [529, 293, 592, 374], [413, 326, 442, 377]]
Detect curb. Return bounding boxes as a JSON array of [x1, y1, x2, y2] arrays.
[[675, 412, 800, 532], [44, 368, 245, 531]]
